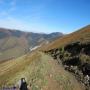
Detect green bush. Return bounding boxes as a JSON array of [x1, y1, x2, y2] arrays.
[[63, 51, 71, 61], [59, 47, 65, 54]]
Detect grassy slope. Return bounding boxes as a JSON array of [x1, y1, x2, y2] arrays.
[[0, 36, 28, 60], [42, 25, 90, 51], [0, 51, 84, 90], [0, 28, 63, 61]]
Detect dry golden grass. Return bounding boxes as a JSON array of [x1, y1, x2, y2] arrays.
[[0, 51, 40, 86], [42, 25, 90, 51], [0, 51, 84, 90], [0, 35, 29, 60]]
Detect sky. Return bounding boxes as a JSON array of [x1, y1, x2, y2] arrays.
[[0, 0, 90, 33]]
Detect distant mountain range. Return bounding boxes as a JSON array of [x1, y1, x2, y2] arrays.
[[0, 28, 63, 61]]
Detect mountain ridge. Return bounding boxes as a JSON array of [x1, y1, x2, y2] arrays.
[[0, 28, 63, 61], [42, 25, 90, 51]]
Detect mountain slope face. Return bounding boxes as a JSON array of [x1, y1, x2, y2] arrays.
[[0, 28, 29, 61], [0, 51, 84, 90], [43, 25, 90, 50], [44, 25, 90, 90], [0, 28, 63, 61]]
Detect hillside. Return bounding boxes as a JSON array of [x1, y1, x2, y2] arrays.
[[0, 28, 63, 61], [0, 51, 84, 90], [0, 25, 89, 90], [43, 25, 90, 90], [43, 25, 90, 50]]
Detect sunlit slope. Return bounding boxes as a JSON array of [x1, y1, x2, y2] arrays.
[[0, 52, 84, 90], [0, 36, 28, 60], [43, 25, 90, 50]]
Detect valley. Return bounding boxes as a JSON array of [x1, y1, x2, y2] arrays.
[[0, 0, 90, 89], [0, 28, 63, 61], [0, 25, 90, 90]]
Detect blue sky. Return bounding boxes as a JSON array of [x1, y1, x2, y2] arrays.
[[0, 0, 90, 33]]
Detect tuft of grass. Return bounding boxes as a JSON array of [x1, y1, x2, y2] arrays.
[[80, 54, 90, 64], [55, 74, 73, 90]]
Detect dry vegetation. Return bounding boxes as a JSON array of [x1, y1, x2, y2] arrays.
[[0, 36, 29, 60], [42, 25, 90, 90], [0, 51, 84, 90], [42, 25, 90, 51]]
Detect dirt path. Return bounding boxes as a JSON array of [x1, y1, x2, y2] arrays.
[[0, 51, 85, 90], [40, 52, 85, 90]]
